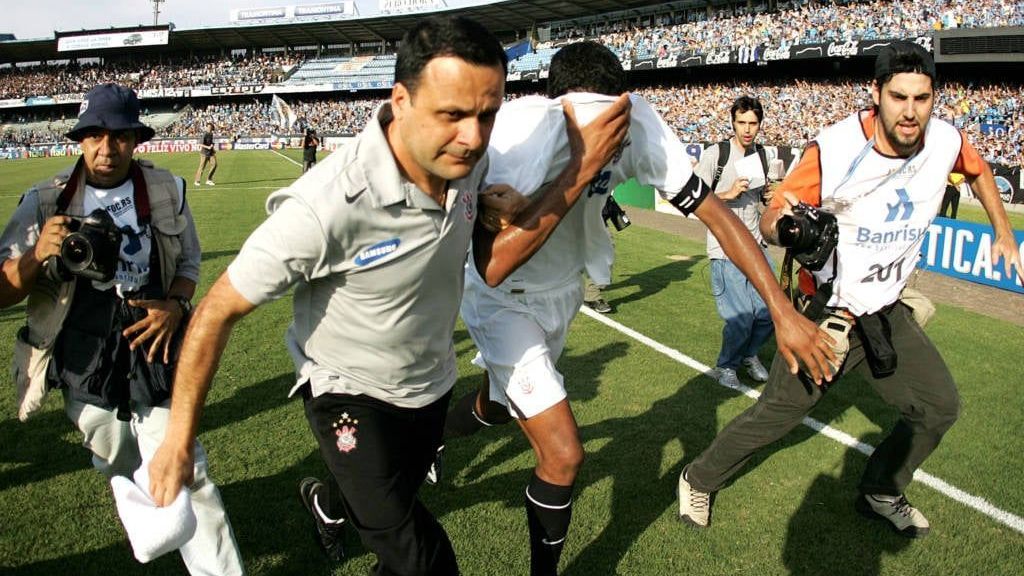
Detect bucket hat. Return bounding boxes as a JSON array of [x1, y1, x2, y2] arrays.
[[66, 83, 155, 143]]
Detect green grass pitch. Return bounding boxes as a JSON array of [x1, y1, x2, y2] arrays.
[[0, 149, 1021, 575]]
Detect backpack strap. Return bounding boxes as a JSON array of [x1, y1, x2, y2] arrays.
[[712, 141, 770, 191], [710, 140, 730, 191], [755, 144, 769, 180]]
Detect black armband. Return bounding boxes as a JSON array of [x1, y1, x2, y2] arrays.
[[668, 173, 710, 216]]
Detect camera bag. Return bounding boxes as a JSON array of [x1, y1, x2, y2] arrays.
[[855, 310, 898, 378]]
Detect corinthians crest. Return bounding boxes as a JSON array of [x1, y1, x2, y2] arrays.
[[333, 412, 359, 453]]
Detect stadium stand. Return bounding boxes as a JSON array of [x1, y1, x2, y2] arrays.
[[0, 0, 1021, 172], [0, 54, 298, 98], [7, 77, 1019, 168]]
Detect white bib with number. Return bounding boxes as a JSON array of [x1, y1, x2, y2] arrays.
[[814, 111, 961, 315]]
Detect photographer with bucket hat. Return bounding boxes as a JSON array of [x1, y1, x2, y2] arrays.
[[0, 83, 244, 574]]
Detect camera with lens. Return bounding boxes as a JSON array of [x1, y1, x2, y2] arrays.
[[52, 208, 123, 283], [602, 196, 631, 231], [777, 202, 838, 271]]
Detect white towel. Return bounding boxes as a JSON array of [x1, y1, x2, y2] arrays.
[[110, 465, 197, 563]]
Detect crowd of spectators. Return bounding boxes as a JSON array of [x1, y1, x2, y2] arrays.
[[169, 80, 1024, 168], [3, 76, 1021, 167], [172, 101, 276, 139], [555, 0, 1024, 59], [0, 126, 63, 147], [171, 97, 382, 138], [638, 78, 1024, 167], [2, 1, 1021, 99], [0, 53, 299, 99], [3, 77, 1022, 168], [0, 108, 70, 147], [1, 0, 1022, 166]]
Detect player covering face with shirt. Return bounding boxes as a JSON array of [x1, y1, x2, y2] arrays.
[[146, 17, 631, 575], [438, 41, 833, 576]]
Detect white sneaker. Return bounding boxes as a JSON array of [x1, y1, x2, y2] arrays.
[[742, 356, 770, 382], [856, 494, 930, 538], [714, 367, 741, 389], [193, 181, 200, 186], [205, 180, 216, 186], [584, 297, 612, 314], [677, 468, 712, 528]]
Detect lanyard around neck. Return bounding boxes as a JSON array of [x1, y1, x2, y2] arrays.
[[833, 135, 920, 200]]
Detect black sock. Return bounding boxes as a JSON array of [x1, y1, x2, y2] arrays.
[[444, 390, 490, 439], [525, 473, 574, 576]]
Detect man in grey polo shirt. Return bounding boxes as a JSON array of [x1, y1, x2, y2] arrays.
[[146, 16, 630, 575]]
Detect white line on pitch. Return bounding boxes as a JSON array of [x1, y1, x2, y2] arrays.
[[579, 305, 1024, 535], [192, 186, 286, 191], [1, 187, 284, 198], [269, 148, 303, 167]]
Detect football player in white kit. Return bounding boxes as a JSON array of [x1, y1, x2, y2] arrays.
[[440, 41, 833, 575]]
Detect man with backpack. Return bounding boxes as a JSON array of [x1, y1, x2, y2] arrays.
[[695, 95, 776, 388]]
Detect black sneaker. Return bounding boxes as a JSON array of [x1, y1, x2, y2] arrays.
[[299, 477, 346, 562], [425, 445, 444, 486], [585, 297, 612, 314]]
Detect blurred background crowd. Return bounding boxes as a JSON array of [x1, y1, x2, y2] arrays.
[[1, 0, 1021, 167]]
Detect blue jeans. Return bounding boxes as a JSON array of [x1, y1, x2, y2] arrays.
[[710, 257, 774, 370]]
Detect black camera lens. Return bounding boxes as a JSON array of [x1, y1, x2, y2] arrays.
[[778, 204, 839, 272], [53, 209, 122, 282], [61, 233, 94, 271], [777, 215, 803, 247]]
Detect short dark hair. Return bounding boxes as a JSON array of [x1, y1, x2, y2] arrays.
[[546, 41, 626, 98], [730, 96, 763, 122], [874, 41, 936, 88], [394, 16, 507, 96]]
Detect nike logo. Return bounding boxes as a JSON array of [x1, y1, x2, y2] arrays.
[[345, 189, 365, 203]]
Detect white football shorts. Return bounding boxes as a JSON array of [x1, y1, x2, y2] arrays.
[[460, 273, 583, 419]]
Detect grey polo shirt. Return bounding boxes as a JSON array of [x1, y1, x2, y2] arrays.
[[695, 140, 766, 260], [227, 104, 485, 408]]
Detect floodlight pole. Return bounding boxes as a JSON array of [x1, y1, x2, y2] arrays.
[[152, 0, 165, 26]]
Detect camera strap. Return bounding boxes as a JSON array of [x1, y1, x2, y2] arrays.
[[56, 159, 151, 228], [780, 251, 796, 303], [781, 250, 838, 313], [129, 161, 152, 227], [55, 158, 86, 214]]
